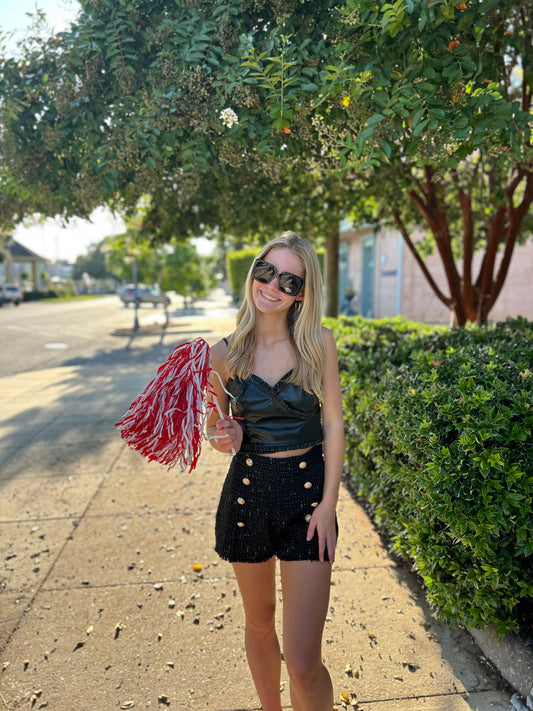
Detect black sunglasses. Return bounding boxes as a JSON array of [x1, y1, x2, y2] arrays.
[[252, 258, 305, 297]]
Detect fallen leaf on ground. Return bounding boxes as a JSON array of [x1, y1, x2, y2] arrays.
[[402, 662, 420, 672], [30, 689, 43, 707], [345, 664, 353, 677], [114, 622, 125, 640]]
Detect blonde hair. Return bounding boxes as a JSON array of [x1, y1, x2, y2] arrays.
[[225, 231, 325, 400]]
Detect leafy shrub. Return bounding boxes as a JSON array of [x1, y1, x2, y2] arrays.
[[226, 248, 259, 304], [326, 316, 533, 635], [24, 282, 79, 300], [23, 289, 60, 301]]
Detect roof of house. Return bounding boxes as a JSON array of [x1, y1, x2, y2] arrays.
[[5, 240, 46, 261]]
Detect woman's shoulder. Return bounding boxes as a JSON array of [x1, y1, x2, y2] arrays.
[[210, 338, 229, 371], [321, 325, 336, 346], [320, 326, 339, 364]]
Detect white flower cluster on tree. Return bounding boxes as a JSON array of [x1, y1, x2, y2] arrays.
[[219, 108, 239, 129]]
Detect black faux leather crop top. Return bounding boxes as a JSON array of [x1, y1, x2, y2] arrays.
[[225, 372, 323, 454]]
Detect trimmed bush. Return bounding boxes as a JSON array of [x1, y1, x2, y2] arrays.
[[226, 248, 259, 305], [326, 315, 533, 635], [23, 289, 60, 301]]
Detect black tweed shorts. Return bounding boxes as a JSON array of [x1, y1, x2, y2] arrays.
[[215, 445, 337, 563]]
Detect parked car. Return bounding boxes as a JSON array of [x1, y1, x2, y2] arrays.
[[118, 284, 170, 308], [0, 284, 23, 306]]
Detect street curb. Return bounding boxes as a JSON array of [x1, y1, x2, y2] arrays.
[[469, 626, 533, 699]]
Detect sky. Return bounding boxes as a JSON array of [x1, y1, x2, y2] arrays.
[[0, 0, 80, 45], [12, 210, 127, 263], [1, 1, 129, 263]]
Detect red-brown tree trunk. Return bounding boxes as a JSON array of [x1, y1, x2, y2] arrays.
[[398, 167, 533, 326]]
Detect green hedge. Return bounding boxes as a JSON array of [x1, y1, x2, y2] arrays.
[[226, 248, 259, 304], [325, 315, 533, 635], [23, 289, 61, 301]]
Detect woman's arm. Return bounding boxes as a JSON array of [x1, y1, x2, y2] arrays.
[[206, 339, 243, 454], [307, 326, 345, 563]]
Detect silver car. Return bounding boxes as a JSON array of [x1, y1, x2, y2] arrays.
[[118, 284, 170, 308], [0, 284, 23, 306]]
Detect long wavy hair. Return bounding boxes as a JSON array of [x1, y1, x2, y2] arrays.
[[225, 231, 325, 400]]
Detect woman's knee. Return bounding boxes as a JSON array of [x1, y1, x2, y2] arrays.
[[244, 602, 276, 638], [283, 646, 323, 686]]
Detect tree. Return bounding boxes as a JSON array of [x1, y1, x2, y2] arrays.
[[1, 0, 530, 324], [102, 198, 168, 283], [105, 231, 168, 285], [161, 243, 215, 302], [136, 166, 365, 315], [238, 0, 533, 324], [72, 239, 115, 280], [0, 0, 350, 315]]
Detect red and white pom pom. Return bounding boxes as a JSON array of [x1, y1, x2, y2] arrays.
[[116, 337, 218, 472]]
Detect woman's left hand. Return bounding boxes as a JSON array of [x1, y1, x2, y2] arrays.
[[306, 499, 337, 564]]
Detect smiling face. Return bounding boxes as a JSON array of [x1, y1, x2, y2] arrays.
[[252, 247, 305, 316]]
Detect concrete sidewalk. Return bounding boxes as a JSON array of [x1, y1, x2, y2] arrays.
[[0, 304, 516, 710]]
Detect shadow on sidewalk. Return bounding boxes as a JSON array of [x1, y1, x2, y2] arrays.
[[0, 322, 225, 483]]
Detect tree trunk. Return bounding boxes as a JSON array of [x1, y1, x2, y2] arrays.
[[325, 224, 339, 317], [402, 166, 533, 326], [408, 167, 468, 326]]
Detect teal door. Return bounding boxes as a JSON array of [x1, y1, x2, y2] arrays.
[[338, 242, 350, 307], [361, 235, 375, 317]]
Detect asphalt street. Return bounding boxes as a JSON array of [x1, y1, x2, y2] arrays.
[[0, 293, 223, 377]]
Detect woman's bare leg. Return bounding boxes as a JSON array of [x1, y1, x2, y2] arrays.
[[280, 560, 333, 711], [233, 558, 282, 711]]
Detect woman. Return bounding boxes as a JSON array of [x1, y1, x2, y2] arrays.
[[207, 231, 344, 711]]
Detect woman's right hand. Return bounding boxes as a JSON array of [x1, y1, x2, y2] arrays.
[[213, 413, 243, 454]]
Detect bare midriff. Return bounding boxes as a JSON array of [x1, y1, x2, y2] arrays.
[[261, 445, 317, 458]]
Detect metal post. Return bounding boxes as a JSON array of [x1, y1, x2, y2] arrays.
[[132, 258, 139, 332]]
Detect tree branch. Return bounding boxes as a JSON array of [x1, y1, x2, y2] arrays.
[[476, 205, 506, 322], [489, 171, 533, 313], [408, 167, 467, 324], [458, 189, 475, 313], [520, 7, 532, 112], [391, 209, 452, 307]]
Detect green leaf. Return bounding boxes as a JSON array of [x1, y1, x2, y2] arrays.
[[357, 127, 374, 146], [411, 108, 425, 128], [429, 108, 446, 120], [381, 140, 392, 158], [367, 113, 385, 127]]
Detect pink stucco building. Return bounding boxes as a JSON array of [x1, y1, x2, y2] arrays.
[[339, 221, 533, 324]]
